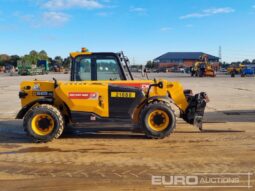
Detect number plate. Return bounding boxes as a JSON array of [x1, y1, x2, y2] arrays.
[[111, 92, 136, 98]]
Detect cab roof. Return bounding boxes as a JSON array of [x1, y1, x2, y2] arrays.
[[70, 48, 119, 58]]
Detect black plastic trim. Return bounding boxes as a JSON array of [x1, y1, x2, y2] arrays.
[[16, 98, 54, 119]]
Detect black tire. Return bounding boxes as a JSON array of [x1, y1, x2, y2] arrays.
[[139, 101, 176, 139], [23, 104, 64, 143]]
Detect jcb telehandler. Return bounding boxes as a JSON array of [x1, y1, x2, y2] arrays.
[[191, 54, 216, 77], [17, 48, 209, 142]]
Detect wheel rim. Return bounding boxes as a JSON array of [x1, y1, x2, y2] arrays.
[[148, 109, 170, 132], [31, 114, 54, 136]]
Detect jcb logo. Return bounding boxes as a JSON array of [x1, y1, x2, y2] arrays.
[[111, 92, 136, 98]]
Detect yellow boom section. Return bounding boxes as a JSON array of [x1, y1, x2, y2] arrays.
[[166, 81, 189, 111]]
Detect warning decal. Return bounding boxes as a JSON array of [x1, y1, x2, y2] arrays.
[[68, 92, 98, 100]]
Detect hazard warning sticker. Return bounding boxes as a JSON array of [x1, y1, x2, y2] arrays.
[[68, 92, 98, 100]]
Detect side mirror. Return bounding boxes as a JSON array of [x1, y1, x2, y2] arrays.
[[124, 56, 129, 63]]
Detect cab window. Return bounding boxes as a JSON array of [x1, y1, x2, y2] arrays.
[[96, 59, 121, 80], [78, 58, 91, 80]]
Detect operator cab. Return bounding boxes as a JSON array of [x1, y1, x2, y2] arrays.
[[70, 48, 134, 81]]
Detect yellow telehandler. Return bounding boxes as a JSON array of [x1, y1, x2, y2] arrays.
[[17, 48, 209, 142], [191, 54, 216, 77]]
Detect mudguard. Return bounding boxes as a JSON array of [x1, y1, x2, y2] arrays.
[[146, 96, 172, 105], [16, 98, 54, 119]]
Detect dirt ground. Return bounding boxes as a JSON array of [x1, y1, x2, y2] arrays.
[[0, 73, 254, 191]]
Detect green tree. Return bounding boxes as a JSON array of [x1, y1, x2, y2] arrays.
[[0, 54, 10, 66], [22, 54, 32, 64], [146, 60, 158, 69], [63, 57, 71, 68], [54, 56, 63, 65], [9, 55, 20, 67], [38, 50, 48, 60], [242, 59, 251, 65], [47, 57, 53, 69], [146, 61, 153, 69], [29, 50, 38, 65]]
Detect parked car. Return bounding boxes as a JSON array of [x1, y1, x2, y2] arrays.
[[241, 66, 255, 77], [219, 68, 227, 73], [179, 68, 185, 73]]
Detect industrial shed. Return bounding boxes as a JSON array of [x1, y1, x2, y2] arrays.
[[154, 52, 220, 69]]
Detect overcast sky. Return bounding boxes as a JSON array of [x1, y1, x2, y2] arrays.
[[0, 0, 255, 64]]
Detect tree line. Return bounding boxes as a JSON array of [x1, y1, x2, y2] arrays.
[[228, 59, 255, 66], [0, 50, 70, 68]]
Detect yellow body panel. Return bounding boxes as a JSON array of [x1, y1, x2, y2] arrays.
[[19, 79, 189, 120], [20, 81, 55, 107], [55, 82, 109, 117]]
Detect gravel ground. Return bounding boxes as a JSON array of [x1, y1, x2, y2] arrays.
[[0, 72, 254, 191]]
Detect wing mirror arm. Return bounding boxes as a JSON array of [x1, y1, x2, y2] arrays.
[[146, 81, 163, 98], [53, 78, 58, 89], [141, 66, 149, 80]]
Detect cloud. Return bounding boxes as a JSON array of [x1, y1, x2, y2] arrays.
[[43, 0, 103, 9], [15, 0, 111, 27], [204, 7, 235, 14], [180, 7, 235, 19], [14, 11, 70, 27], [14, 12, 39, 27], [43, 35, 58, 41], [130, 7, 147, 14], [42, 11, 70, 26], [160, 27, 172, 32]]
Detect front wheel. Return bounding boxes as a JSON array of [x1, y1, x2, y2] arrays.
[[23, 104, 64, 143], [140, 101, 176, 139]]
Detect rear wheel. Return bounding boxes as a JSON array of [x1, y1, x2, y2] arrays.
[[140, 101, 176, 139], [24, 104, 64, 143]]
